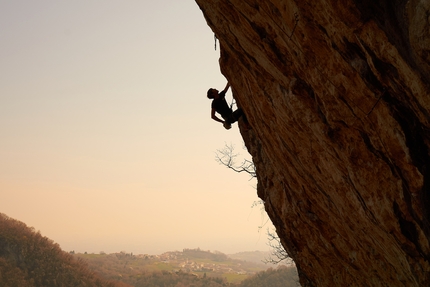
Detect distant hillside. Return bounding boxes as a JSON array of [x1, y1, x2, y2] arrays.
[[74, 249, 299, 287], [0, 213, 123, 287], [0, 213, 299, 286], [74, 248, 269, 285], [229, 251, 295, 267], [228, 251, 271, 265]]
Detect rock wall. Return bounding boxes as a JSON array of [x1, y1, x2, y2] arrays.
[[195, 0, 430, 286]]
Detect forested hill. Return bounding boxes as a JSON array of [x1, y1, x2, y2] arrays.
[[0, 213, 122, 287]]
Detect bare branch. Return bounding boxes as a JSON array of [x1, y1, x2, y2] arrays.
[[215, 143, 256, 178], [263, 229, 290, 264]]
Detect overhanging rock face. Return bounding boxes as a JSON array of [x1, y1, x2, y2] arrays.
[[196, 0, 430, 286]]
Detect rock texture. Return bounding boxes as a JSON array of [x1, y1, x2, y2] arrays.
[[196, 0, 430, 286]]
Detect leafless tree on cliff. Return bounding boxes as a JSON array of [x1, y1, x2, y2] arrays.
[[215, 143, 290, 264], [264, 230, 291, 264], [215, 143, 256, 179]]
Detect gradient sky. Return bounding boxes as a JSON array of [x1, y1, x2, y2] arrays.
[[0, 1, 274, 255]]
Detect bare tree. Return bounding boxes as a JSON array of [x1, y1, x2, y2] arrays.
[[264, 229, 291, 264], [215, 143, 256, 178], [215, 143, 291, 264]]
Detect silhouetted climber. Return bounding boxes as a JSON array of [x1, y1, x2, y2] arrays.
[[207, 82, 243, 130]]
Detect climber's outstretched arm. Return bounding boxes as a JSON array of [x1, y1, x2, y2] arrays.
[[211, 108, 224, 124], [223, 82, 230, 93]]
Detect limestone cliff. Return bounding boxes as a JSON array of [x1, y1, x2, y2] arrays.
[[196, 0, 430, 286]]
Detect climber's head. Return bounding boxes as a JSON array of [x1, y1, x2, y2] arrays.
[[207, 88, 218, 99]]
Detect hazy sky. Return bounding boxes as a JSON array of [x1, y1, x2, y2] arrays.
[[0, 1, 274, 255]]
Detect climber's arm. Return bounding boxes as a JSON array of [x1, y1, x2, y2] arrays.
[[223, 82, 230, 93], [211, 108, 224, 123]]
